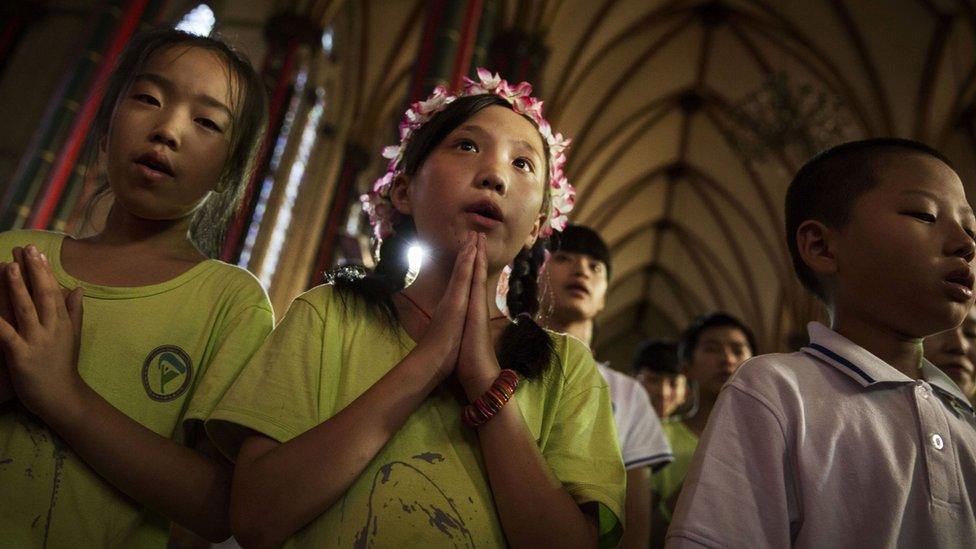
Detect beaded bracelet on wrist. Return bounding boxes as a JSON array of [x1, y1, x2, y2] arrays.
[[462, 369, 520, 428]]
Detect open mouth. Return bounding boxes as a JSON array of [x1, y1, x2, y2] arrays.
[[464, 200, 504, 225], [943, 267, 975, 302], [134, 152, 175, 177], [566, 282, 590, 296], [945, 267, 975, 290]]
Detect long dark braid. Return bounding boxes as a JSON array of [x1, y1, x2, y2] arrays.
[[498, 239, 554, 378]]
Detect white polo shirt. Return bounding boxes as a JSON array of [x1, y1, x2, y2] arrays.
[[598, 363, 674, 471], [667, 322, 976, 548]]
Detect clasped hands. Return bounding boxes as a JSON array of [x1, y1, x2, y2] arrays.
[[0, 245, 85, 419], [416, 232, 506, 401]]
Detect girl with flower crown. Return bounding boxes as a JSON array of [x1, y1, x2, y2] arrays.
[[206, 70, 626, 548]]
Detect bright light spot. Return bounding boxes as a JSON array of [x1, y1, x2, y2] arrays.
[[321, 27, 334, 54], [175, 4, 216, 37], [407, 245, 425, 272], [405, 244, 425, 286]]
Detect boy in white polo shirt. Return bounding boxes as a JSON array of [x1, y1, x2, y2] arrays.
[[667, 138, 976, 548], [543, 224, 673, 547]]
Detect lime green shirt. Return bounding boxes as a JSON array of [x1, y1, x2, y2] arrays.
[[0, 230, 274, 548], [207, 285, 626, 548], [651, 419, 699, 522]]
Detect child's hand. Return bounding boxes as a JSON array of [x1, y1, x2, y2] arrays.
[[457, 233, 502, 400], [0, 262, 17, 404], [418, 231, 479, 381], [0, 245, 85, 418]]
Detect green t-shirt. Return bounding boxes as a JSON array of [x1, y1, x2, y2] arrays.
[[0, 230, 274, 548], [207, 285, 626, 548], [651, 419, 699, 522]]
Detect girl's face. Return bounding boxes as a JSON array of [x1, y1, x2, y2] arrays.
[[105, 46, 235, 221], [396, 105, 547, 270]]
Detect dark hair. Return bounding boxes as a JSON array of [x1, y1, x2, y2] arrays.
[[547, 223, 612, 280], [678, 312, 757, 362], [785, 138, 954, 300], [631, 339, 680, 375], [86, 28, 269, 257], [331, 94, 555, 378]]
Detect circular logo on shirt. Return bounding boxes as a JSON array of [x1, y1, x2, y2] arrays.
[[142, 345, 193, 402]]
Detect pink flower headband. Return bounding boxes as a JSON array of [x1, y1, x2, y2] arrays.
[[361, 68, 574, 240]]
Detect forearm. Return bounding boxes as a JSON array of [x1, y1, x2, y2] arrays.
[[41, 383, 232, 542], [231, 344, 448, 547], [622, 467, 652, 549], [477, 397, 598, 548]]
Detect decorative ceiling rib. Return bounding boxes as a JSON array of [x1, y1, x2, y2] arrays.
[[268, 0, 976, 367], [510, 0, 976, 365]]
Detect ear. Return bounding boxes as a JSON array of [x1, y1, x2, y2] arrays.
[[523, 212, 546, 249], [390, 173, 412, 216], [796, 219, 838, 280]]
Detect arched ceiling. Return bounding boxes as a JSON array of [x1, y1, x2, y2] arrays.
[[296, 0, 976, 366], [511, 0, 976, 364]]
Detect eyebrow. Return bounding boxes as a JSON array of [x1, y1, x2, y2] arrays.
[[134, 72, 235, 120], [456, 123, 544, 160], [901, 189, 974, 216]]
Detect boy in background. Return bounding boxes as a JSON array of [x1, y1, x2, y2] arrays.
[[543, 224, 672, 548], [633, 340, 687, 420], [924, 310, 976, 403], [667, 138, 976, 547]]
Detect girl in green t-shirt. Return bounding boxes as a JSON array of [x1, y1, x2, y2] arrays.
[[212, 70, 626, 547], [0, 29, 272, 547]]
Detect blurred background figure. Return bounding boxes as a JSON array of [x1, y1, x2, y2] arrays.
[[649, 313, 755, 548], [633, 340, 687, 421], [924, 310, 976, 404], [542, 224, 671, 548]]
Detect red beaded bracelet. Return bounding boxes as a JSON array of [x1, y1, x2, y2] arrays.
[[462, 369, 520, 428]]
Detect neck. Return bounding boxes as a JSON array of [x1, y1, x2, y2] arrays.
[[548, 314, 593, 347], [829, 305, 924, 380], [401, 248, 505, 319], [683, 393, 715, 437], [91, 203, 200, 259]]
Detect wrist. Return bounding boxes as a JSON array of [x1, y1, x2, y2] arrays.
[[459, 369, 501, 402], [33, 375, 93, 429], [405, 343, 455, 387], [461, 369, 520, 428]]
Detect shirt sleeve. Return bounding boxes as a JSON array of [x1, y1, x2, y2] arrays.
[[665, 381, 798, 548], [182, 299, 274, 435], [204, 296, 326, 460], [544, 338, 627, 549], [620, 378, 673, 471]]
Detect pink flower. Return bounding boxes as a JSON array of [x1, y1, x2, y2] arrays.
[[369, 67, 576, 243], [417, 86, 452, 115], [509, 81, 533, 97], [382, 145, 400, 160], [372, 172, 394, 195], [495, 264, 512, 317]]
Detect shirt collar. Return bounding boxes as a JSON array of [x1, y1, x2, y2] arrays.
[[801, 322, 974, 413]]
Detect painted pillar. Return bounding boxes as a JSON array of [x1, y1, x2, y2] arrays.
[[0, 0, 166, 230], [220, 11, 321, 262]]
